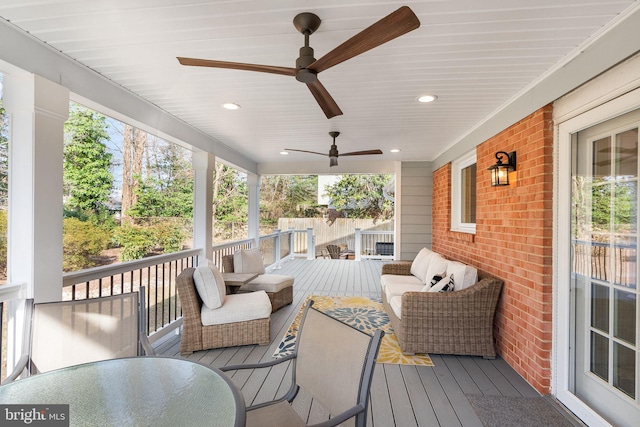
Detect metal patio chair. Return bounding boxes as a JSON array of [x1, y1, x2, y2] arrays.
[[3, 287, 155, 383], [221, 300, 384, 427]]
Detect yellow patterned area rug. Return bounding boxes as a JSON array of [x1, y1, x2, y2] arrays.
[[273, 295, 433, 366]]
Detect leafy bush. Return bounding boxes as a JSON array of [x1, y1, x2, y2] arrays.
[[63, 217, 110, 271], [113, 224, 155, 261], [114, 222, 185, 261], [152, 222, 185, 253]]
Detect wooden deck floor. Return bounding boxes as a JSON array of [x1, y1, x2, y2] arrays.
[[157, 258, 583, 426]]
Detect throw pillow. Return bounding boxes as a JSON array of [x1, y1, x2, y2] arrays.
[[192, 262, 226, 309], [423, 254, 449, 286], [233, 248, 266, 275], [421, 273, 445, 292], [428, 274, 455, 292]]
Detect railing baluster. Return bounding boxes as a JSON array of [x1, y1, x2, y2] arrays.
[[154, 264, 159, 332], [161, 262, 166, 328]]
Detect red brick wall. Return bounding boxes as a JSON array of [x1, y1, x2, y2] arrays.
[[432, 105, 554, 393]]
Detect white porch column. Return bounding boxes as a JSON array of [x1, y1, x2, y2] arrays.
[[192, 152, 215, 264], [247, 173, 260, 247], [4, 74, 69, 303]]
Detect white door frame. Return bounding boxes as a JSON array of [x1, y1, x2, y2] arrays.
[[555, 86, 640, 427]]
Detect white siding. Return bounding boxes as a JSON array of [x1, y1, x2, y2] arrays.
[[399, 162, 432, 260]]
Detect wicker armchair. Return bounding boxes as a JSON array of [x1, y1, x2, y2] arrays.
[[381, 262, 503, 358], [176, 268, 270, 355]]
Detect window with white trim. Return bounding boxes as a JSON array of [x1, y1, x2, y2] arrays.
[[451, 150, 477, 234]]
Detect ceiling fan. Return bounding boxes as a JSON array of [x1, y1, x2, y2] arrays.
[[285, 131, 382, 167], [177, 6, 420, 119]]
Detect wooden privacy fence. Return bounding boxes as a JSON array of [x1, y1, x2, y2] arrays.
[[573, 240, 637, 287], [278, 218, 393, 254]]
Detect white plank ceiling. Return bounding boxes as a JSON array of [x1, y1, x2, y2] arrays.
[[0, 0, 638, 171]]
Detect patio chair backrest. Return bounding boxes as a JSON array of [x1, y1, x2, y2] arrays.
[[28, 291, 143, 374], [295, 305, 383, 427], [326, 245, 341, 259]]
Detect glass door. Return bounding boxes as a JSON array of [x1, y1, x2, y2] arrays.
[[570, 110, 640, 426]]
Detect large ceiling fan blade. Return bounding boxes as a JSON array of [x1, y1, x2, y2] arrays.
[[285, 148, 328, 156], [308, 6, 420, 74], [340, 149, 384, 156], [306, 80, 343, 118], [177, 57, 296, 76]]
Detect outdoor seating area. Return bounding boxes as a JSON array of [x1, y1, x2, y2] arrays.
[[0, 257, 584, 426], [161, 258, 583, 427]]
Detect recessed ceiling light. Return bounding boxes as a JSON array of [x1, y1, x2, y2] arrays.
[[390, 148, 401, 153], [222, 102, 241, 110], [280, 151, 289, 155], [417, 95, 437, 103]]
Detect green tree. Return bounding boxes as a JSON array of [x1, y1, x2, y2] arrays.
[[213, 163, 248, 222], [127, 141, 193, 218], [323, 174, 394, 222], [260, 175, 319, 225], [63, 105, 113, 215]]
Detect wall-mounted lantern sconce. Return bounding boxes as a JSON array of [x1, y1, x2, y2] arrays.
[[487, 151, 516, 186]]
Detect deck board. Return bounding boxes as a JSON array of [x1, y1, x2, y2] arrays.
[[158, 257, 577, 426]]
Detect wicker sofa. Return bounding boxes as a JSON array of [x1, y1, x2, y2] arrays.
[[381, 249, 503, 358], [176, 266, 271, 355]]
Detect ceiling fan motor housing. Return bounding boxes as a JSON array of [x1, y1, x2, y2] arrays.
[[296, 46, 317, 82]]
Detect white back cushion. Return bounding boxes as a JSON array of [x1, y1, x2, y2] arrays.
[[446, 261, 466, 291], [447, 260, 478, 291], [193, 263, 226, 309], [423, 254, 449, 289], [461, 265, 478, 290], [410, 247, 433, 283], [233, 248, 266, 274]]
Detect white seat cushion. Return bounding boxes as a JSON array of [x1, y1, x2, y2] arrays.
[[233, 248, 266, 275], [381, 274, 424, 292], [389, 295, 403, 319], [200, 291, 271, 326], [410, 247, 433, 284], [192, 263, 226, 309], [240, 274, 294, 293], [384, 282, 423, 301]]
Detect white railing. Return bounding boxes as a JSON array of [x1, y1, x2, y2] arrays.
[[10, 228, 393, 350], [354, 228, 395, 261], [62, 249, 201, 344]]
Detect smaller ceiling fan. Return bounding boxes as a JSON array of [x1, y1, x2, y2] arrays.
[[286, 132, 382, 167]]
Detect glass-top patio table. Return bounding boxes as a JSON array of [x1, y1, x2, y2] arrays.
[[0, 356, 245, 427]]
